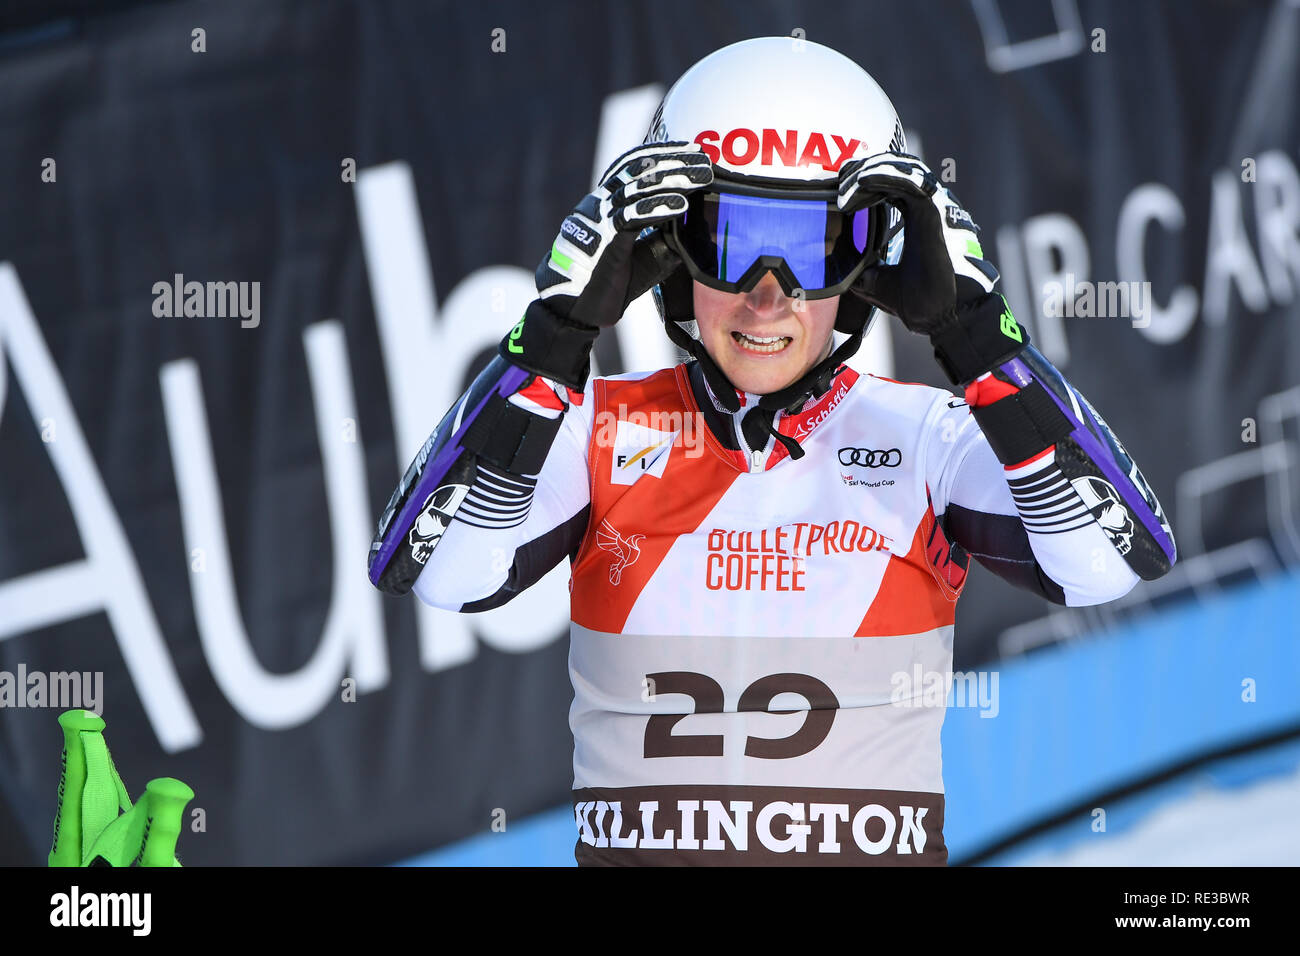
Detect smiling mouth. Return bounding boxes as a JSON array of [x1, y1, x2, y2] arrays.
[[731, 331, 793, 354]]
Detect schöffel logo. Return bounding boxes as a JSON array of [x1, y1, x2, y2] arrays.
[[693, 128, 863, 173], [789, 375, 853, 440], [838, 447, 902, 468]]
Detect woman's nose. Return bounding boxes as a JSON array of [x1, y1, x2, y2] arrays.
[[743, 271, 790, 316]]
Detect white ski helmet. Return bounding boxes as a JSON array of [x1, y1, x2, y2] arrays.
[[644, 36, 905, 415]]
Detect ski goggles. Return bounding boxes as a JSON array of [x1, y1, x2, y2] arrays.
[[665, 180, 883, 299]]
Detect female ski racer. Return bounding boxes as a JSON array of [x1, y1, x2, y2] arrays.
[[368, 37, 1176, 865]]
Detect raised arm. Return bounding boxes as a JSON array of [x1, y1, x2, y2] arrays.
[[843, 152, 1175, 601], [925, 352, 1174, 606], [367, 356, 593, 610], [368, 141, 712, 608]]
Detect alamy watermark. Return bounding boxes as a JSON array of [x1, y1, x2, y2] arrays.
[[890, 665, 999, 718], [592, 405, 707, 461], [0, 664, 102, 713], [50, 886, 150, 936], [1041, 274, 1152, 328], [151, 273, 260, 328]]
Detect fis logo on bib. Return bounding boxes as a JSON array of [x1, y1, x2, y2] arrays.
[[610, 420, 677, 486]]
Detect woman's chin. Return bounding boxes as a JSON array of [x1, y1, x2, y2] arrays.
[[721, 360, 798, 395], [707, 333, 821, 395]]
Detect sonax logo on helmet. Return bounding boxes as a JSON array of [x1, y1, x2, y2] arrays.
[[692, 128, 863, 173]]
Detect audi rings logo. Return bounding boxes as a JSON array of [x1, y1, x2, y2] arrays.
[[838, 447, 902, 468]]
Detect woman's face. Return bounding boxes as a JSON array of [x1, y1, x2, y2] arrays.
[[692, 274, 839, 395]]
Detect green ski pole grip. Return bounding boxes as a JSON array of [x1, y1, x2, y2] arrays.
[[138, 777, 194, 867], [49, 709, 105, 867]]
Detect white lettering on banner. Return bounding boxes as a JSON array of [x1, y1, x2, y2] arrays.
[[1000, 151, 1300, 359], [1254, 151, 1300, 303], [1118, 184, 1199, 344], [1204, 169, 1270, 324], [1020, 212, 1088, 365], [0, 265, 201, 752], [159, 322, 388, 730]]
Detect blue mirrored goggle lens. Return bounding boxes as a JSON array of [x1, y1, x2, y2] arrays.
[[678, 191, 871, 291]]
